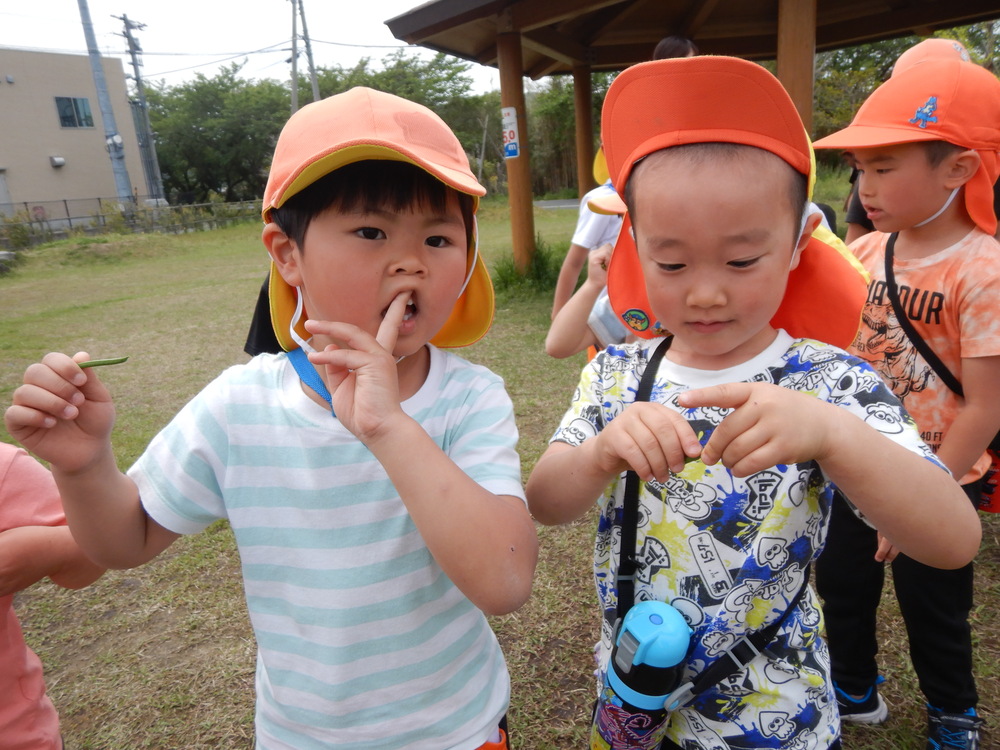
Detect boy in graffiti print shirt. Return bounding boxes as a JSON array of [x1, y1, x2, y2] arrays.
[[525, 56, 981, 749]]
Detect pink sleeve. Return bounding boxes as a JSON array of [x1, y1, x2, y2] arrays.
[[0, 444, 66, 533]]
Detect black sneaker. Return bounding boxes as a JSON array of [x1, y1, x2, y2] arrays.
[[834, 679, 888, 724], [927, 705, 982, 750]]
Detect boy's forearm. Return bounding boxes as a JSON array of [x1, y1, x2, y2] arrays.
[[936, 357, 1000, 480], [0, 525, 102, 595], [52, 449, 175, 569], [818, 410, 980, 569], [935, 407, 1000, 481], [365, 414, 538, 616], [551, 243, 589, 316], [43, 526, 105, 589], [526, 441, 614, 525], [546, 282, 603, 357]]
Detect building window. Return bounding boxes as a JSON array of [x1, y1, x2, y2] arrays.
[[55, 96, 94, 128]]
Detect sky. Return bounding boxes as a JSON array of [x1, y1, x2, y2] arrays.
[[1, 0, 500, 93]]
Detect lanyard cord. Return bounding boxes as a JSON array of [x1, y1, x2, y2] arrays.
[[287, 347, 336, 417]]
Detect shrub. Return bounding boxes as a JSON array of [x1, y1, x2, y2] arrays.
[[491, 234, 564, 296]]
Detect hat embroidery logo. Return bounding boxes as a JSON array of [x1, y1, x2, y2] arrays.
[[909, 97, 939, 128], [621, 309, 651, 333]]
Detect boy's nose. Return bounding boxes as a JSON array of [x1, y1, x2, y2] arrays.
[[857, 172, 873, 199], [686, 279, 726, 308], [390, 245, 428, 275]]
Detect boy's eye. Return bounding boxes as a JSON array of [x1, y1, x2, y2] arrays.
[[728, 257, 760, 269], [425, 235, 452, 248], [356, 227, 386, 240], [656, 263, 685, 272]]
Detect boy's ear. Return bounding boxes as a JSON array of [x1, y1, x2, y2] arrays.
[[790, 211, 822, 271], [262, 222, 303, 288], [944, 149, 982, 188]]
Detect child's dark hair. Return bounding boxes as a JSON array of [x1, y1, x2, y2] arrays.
[[269, 160, 476, 251], [624, 143, 808, 241], [652, 35, 699, 60], [922, 140, 965, 167]]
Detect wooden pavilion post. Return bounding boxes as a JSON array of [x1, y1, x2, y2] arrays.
[[776, 0, 817, 133], [573, 63, 595, 198], [497, 29, 535, 274]]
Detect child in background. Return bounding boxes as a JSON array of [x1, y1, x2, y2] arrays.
[[550, 167, 623, 319], [525, 55, 981, 749], [5, 87, 537, 750], [1, 442, 104, 750], [813, 57, 1000, 749], [545, 241, 630, 358]]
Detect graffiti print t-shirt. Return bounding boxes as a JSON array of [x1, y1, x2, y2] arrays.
[[850, 228, 1000, 483], [551, 332, 940, 749]]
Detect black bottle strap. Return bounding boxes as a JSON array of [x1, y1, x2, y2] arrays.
[[883, 232, 964, 397], [616, 336, 673, 620]]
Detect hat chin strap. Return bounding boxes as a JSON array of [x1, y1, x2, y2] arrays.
[[290, 287, 315, 353], [913, 187, 960, 228], [458, 216, 480, 297]]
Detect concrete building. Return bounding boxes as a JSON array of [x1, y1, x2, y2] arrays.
[[0, 47, 145, 221]]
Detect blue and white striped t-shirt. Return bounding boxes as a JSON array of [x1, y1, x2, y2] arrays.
[[129, 346, 525, 750]]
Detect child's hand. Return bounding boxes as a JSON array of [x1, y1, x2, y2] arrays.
[[592, 402, 702, 482], [678, 382, 836, 477], [874, 531, 900, 563], [4, 353, 117, 473], [585, 243, 612, 288], [304, 292, 410, 442]]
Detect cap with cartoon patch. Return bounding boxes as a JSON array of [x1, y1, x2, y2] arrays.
[[892, 38, 970, 76], [260, 87, 493, 351], [813, 58, 1000, 235], [601, 56, 869, 347]]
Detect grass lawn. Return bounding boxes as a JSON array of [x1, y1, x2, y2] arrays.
[[2, 198, 999, 749]]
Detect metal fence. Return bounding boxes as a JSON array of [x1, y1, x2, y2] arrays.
[[0, 196, 262, 249]]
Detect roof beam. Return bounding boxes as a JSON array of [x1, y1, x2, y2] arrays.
[[679, 0, 724, 38], [522, 27, 588, 66], [817, 0, 1000, 49], [509, 0, 626, 32]]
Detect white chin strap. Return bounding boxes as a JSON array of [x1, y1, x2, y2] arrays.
[[289, 287, 315, 353], [790, 206, 811, 269], [458, 216, 480, 297], [914, 187, 960, 228]]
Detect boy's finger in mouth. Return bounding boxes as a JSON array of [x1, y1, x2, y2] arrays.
[[381, 293, 416, 322]]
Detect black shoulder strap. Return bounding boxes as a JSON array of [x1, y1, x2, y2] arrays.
[[616, 336, 673, 620], [884, 233, 964, 397]]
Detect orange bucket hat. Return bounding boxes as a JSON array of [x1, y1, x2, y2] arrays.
[[813, 58, 1000, 235], [892, 38, 970, 75], [261, 87, 493, 351], [600, 56, 868, 347]]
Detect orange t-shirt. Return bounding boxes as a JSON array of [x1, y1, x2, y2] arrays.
[[0, 445, 64, 750], [849, 229, 1000, 483]]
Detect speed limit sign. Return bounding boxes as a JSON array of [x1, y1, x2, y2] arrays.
[[501, 106, 520, 158]]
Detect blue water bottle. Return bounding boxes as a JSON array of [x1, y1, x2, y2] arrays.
[[590, 600, 692, 750]]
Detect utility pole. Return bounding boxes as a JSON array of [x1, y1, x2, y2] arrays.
[[289, 0, 299, 113], [118, 13, 165, 202], [77, 0, 133, 205], [298, 0, 320, 102]]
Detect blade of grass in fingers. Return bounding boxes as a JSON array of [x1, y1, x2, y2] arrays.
[[79, 356, 129, 368]]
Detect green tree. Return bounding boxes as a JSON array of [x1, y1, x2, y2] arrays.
[[146, 64, 289, 203], [527, 71, 614, 196]]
